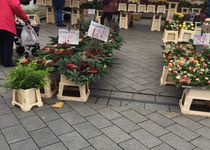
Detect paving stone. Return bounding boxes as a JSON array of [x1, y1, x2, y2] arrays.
[[173, 116, 203, 131], [145, 103, 169, 112], [110, 91, 133, 100], [133, 94, 155, 102], [156, 96, 179, 105], [196, 127, 210, 140], [52, 104, 74, 114], [46, 118, 74, 136], [95, 97, 109, 106], [147, 112, 174, 127], [110, 105, 129, 112], [0, 134, 10, 150], [138, 120, 169, 137], [59, 131, 89, 150], [88, 134, 122, 150], [199, 118, 210, 128], [36, 108, 61, 122], [41, 142, 68, 150], [86, 96, 97, 104], [119, 138, 149, 150], [81, 146, 96, 150], [151, 143, 175, 150], [97, 107, 122, 120], [87, 103, 106, 110], [107, 99, 121, 107], [121, 110, 147, 123], [61, 111, 86, 125], [10, 139, 39, 150], [0, 114, 19, 129], [160, 133, 195, 150], [101, 125, 131, 143], [20, 116, 46, 131], [158, 111, 180, 119], [167, 124, 199, 141], [2, 125, 30, 144], [71, 104, 97, 117], [191, 136, 210, 150], [112, 117, 140, 133], [73, 122, 102, 139], [0, 103, 12, 115], [12, 108, 36, 119], [86, 114, 113, 129], [30, 127, 59, 148], [91, 89, 111, 97], [185, 115, 205, 122], [33, 105, 50, 111], [128, 83, 147, 91], [130, 129, 162, 148]]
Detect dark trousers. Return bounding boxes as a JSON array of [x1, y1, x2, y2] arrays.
[[55, 7, 63, 25], [0, 30, 14, 67], [100, 12, 113, 25]]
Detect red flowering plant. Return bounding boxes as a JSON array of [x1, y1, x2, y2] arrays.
[[57, 53, 106, 84]]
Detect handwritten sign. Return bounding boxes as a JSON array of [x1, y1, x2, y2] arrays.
[[193, 34, 210, 45], [88, 9, 95, 15], [87, 21, 110, 42], [58, 29, 79, 45]]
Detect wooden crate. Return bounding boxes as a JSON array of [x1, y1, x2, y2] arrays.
[[27, 13, 40, 24], [36, 0, 45, 5], [128, 3, 137, 12], [138, 4, 146, 13], [119, 12, 129, 29], [178, 29, 195, 42], [12, 88, 43, 112], [46, 7, 55, 23], [118, 3, 127, 12], [57, 75, 90, 102], [151, 14, 161, 31], [96, 10, 103, 24], [160, 66, 175, 85], [162, 30, 178, 43], [180, 88, 210, 117], [168, 2, 178, 10], [65, 0, 71, 7], [166, 9, 176, 21], [156, 5, 166, 14], [181, 7, 190, 14], [71, 0, 80, 8], [45, 0, 52, 6], [192, 8, 201, 15], [146, 5, 156, 13]]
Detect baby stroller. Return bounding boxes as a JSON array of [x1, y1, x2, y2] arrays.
[[14, 21, 40, 57]]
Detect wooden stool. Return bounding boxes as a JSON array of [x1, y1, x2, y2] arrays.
[[178, 29, 195, 42], [146, 5, 156, 13], [168, 2, 178, 10], [128, 3, 137, 12], [45, 0, 52, 6], [46, 7, 55, 23], [181, 7, 190, 14], [71, 0, 80, 8], [96, 10, 102, 24], [160, 66, 175, 85], [12, 88, 43, 112], [65, 0, 72, 7], [119, 12, 129, 29], [118, 3, 127, 12], [162, 30, 178, 43], [36, 0, 45, 5], [57, 75, 90, 102], [71, 9, 80, 25], [166, 9, 176, 21], [180, 88, 210, 117], [156, 5, 166, 14], [138, 4, 146, 13], [192, 8, 201, 15], [151, 14, 162, 31]]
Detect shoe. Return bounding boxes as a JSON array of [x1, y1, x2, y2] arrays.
[[4, 62, 16, 67], [57, 24, 66, 27]]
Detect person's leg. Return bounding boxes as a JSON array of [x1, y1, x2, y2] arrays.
[[0, 30, 3, 65], [107, 13, 113, 26], [57, 8, 63, 25], [100, 13, 108, 25], [1, 31, 14, 67]]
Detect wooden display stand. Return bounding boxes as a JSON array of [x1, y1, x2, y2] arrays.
[[146, 5, 156, 13], [57, 75, 90, 102], [45, 0, 52, 6], [46, 7, 55, 23], [118, 3, 127, 12], [160, 66, 175, 85], [71, 9, 80, 25], [162, 30, 178, 43], [96, 10, 102, 24], [71, 0, 80, 8], [41, 72, 59, 98], [65, 0, 72, 7], [156, 5, 166, 14], [36, 0, 45, 5], [166, 9, 176, 21], [192, 8, 201, 15], [151, 14, 161, 31], [178, 29, 195, 42], [181, 7, 190, 14], [27, 13, 40, 24], [128, 3, 137, 12], [12, 88, 43, 112], [119, 12, 129, 29], [168, 2, 178, 10], [138, 4, 146, 13], [180, 88, 210, 117]]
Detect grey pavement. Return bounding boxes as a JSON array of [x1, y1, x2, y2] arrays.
[[0, 23, 209, 149]]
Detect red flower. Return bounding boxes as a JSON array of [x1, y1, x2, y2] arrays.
[[45, 60, 55, 66], [95, 49, 100, 55], [90, 67, 97, 74], [66, 63, 78, 70]]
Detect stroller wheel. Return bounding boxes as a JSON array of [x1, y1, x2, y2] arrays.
[[31, 47, 38, 56], [24, 52, 29, 58], [16, 46, 25, 55]]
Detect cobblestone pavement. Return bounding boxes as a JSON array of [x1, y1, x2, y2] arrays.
[[0, 23, 209, 150]]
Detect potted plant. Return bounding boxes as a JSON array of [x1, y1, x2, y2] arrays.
[[5, 61, 48, 111]]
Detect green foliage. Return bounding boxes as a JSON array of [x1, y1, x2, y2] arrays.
[[80, 0, 103, 10], [5, 61, 48, 89]]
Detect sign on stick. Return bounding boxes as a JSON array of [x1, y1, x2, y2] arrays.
[[193, 34, 210, 45], [58, 29, 79, 45]]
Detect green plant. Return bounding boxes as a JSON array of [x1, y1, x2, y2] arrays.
[[5, 61, 48, 89]]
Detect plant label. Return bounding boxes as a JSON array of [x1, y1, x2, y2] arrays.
[[58, 29, 79, 45], [88, 9, 95, 15], [193, 34, 210, 45], [87, 21, 110, 42]]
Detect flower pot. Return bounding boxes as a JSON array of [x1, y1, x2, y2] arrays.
[[57, 75, 90, 102], [160, 66, 175, 85], [162, 30, 178, 43], [12, 88, 43, 112], [179, 88, 210, 117]]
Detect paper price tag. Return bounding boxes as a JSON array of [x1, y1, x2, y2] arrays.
[[88, 9, 95, 15], [58, 29, 79, 45], [193, 34, 210, 45], [87, 21, 110, 42]]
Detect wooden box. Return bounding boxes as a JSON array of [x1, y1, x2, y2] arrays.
[[138, 4, 146, 13], [178, 29, 195, 42], [160, 66, 175, 85], [192, 8, 201, 15], [71, 0, 80, 8], [128, 3, 137, 12], [162, 30, 178, 43], [46, 7, 55, 23], [156, 5, 166, 14], [181, 7, 190, 14], [146, 5, 156, 13], [45, 0, 52, 6], [166, 9, 176, 21], [151, 14, 162, 31], [119, 12, 129, 29], [118, 3, 127, 12]]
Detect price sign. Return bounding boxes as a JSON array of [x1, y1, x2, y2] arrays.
[[87, 21, 110, 42], [58, 29, 79, 45], [88, 9, 95, 15], [193, 34, 210, 45]]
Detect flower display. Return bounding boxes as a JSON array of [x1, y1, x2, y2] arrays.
[[180, 22, 195, 31]]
